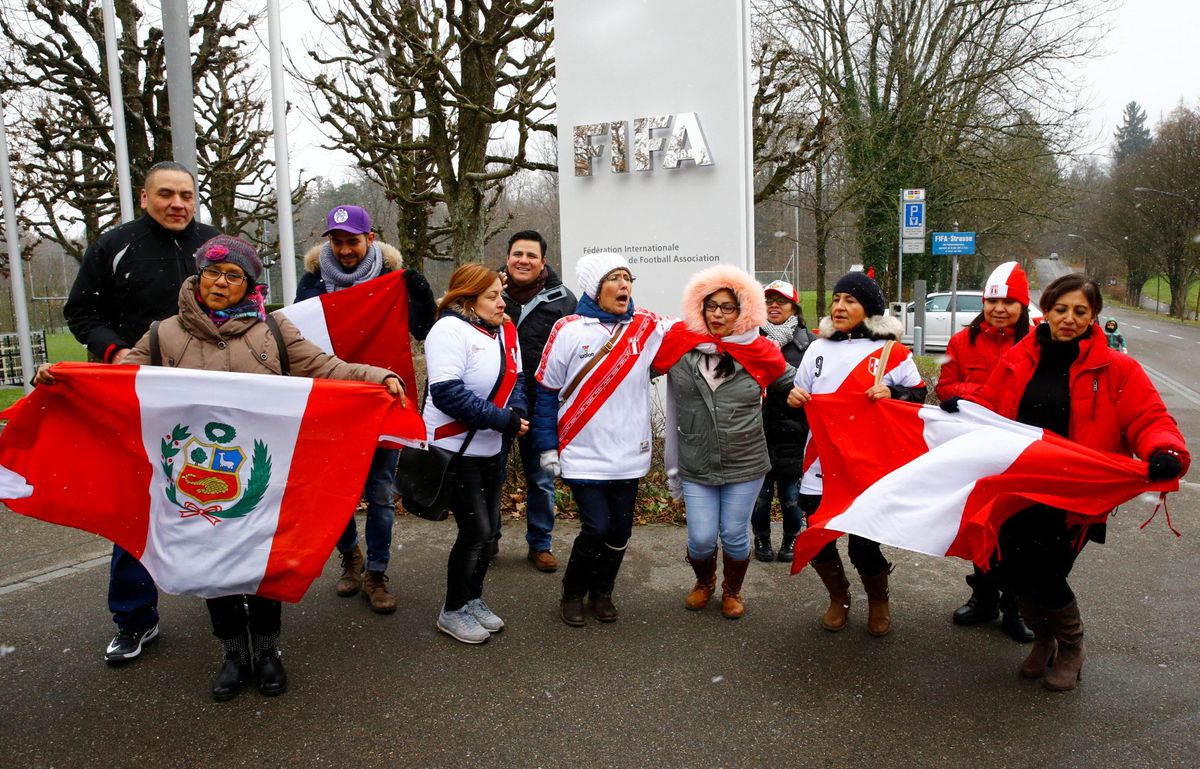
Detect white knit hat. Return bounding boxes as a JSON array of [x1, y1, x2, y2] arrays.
[[576, 251, 631, 299]]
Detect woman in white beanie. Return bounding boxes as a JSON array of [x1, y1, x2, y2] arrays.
[[531, 252, 671, 627]]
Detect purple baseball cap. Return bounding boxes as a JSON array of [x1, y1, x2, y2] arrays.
[[322, 205, 372, 236]]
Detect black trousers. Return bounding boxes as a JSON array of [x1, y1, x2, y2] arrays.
[[206, 595, 281, 640], [801, 493, 890, 576], [444, 453, 505, 611], [996, 504, 1086, 609]]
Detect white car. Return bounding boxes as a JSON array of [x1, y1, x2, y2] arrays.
[[901, 291, 1041, 352]]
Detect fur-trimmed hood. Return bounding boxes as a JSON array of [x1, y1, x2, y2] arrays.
[[680, 264, 767, 335], [818, 314, 904, 341], [303, 240, 403, 274]]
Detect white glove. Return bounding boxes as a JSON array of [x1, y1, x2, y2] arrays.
[[666, 468, 683, 501], [540, 450, 561, 478]]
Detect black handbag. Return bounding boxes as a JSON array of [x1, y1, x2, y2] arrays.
[[396, 328, 509, 521]]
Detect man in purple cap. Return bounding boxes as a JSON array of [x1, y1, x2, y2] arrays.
[[297, 204, 436, 614]]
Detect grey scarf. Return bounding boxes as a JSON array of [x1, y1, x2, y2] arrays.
[[319, 241, 383, 292], [762, 315, 799, 346]]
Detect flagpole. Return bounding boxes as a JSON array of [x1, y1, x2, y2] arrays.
[[267, 0, 298, 305], [0, 95, 37, 394], [102, 0, 135, 222]]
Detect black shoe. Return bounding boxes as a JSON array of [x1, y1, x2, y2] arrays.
[[560, 596, 586, 627], [104, 623, 160, 664], [776, 534, 796, 563], [952, 595, 1000, 626], [486, 539, 500, 558], [753, 533, 775, 562], [255, 651, 288, 696], [1001, 608, 1035, 643], [211, 657, 251, 701]]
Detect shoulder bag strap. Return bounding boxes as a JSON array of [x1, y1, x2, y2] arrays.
[[516, 284, 570, 328], [559, 322, 624, 404], [264, 313, 290, 376], [149, 321, 162, 367], [873, 340, 896, 387]]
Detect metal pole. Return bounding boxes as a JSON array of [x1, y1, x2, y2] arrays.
[[102, 0, 134, 222], [793, 180, 801, 290], [0, 96, 37, 394], [896, 189, 903, 305], [949, 253, 959, 338], [161, 0, 198, 177], [267, 0, 298, 305]]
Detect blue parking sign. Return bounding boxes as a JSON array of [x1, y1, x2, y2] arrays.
[[904, 203, 924, 228]]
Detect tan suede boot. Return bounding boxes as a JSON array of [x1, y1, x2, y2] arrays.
[[335, 545, 364, 597], [1015, 596, 1056, 680], [811, 555, 851, 631], [720, 552, 751, 619], [684, 551, 719, 610], [860, 566, 893, 637], [1043, 600, 1086, 692], [362, 570, 397, 614]]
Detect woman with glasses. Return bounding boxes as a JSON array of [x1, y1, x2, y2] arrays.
[[652, 265, 798, 619], [39, 235, 405, 701]]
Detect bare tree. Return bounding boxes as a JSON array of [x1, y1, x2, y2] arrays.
[[300, 0, 554, 270]]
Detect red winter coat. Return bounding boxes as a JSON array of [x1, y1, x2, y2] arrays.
[[971, 323, 1190, 474], [935, 322, 1025, 400]]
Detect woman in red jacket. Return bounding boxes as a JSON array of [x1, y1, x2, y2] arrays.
[[936, 262, 1034, 643], [954, 274, 1189, 692]]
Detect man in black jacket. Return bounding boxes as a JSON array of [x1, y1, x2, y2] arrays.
[[500, 230, 577, 571], [64, 161, 219, 664]]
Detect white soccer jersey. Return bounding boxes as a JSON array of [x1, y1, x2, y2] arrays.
[[793, 337, 923, 494], [535, 309, 669, 480], [423, 316, 521, 458]]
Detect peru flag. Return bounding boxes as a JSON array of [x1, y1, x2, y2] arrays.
[[790, 394, 1176, 574], [276, 270, 418, 398], [0, 363, 417, 602]]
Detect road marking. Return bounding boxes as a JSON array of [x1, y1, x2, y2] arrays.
[[0, 554, 109, 597], [1169, 334, 1184, 340], [1129, 325, 1141, 329], [1142, 363, 1200, 409], [1147, 329, 1160, 334]]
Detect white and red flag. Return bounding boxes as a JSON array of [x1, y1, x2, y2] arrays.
[[790, 394, 1177, 574], [0, 363, 423, 602], [276, 270, 418, 398]]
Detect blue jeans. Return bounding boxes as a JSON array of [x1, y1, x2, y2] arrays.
[[566, 479, 639, 552], [682, 476, 766, 561], [337, 448, 399, 573], [108, 545, 158, 632], [517, 432, 557, 551], [750, 471, 805, 537]]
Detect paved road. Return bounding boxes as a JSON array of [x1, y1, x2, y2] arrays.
[[3, 302, 1200, 768]]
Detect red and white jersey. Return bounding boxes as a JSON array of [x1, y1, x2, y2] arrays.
[[793, 337, 923, 495], [535, 309, 670, 480]]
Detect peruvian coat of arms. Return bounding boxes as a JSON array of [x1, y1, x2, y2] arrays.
[[160, 421, 272, 524]]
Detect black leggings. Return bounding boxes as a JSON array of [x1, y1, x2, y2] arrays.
[[444, 453, 505, 611], [801, 493, 890, 576], [996, 504, 1086, 609], [206, 595, 281, 640]]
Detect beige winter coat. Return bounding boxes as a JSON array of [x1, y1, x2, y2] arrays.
[[124, 277, 395, 384]]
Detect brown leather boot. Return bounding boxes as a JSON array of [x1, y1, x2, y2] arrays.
[[720, 552, 751, 619], [335, 545, 364, 597], [1015, 596, 1056, 679], [811, 555, 851, 631], [362, 570, 397, 614], [860, 566, 893, 637], [684, 551, 718, 611], [1043, 600, 1086, 692]]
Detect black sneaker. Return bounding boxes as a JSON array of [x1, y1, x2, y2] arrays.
[[104, 624, 160, 664]]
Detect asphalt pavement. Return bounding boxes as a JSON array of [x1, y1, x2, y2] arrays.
[[3, 276, 1200, 768]]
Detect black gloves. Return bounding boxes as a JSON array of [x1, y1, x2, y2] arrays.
[[939, 396, 962, 413], [1148, 451, 1184, 482], [403, 268, 434, 301], [502, 408, 524, 439]]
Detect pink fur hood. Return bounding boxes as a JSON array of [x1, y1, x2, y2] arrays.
[[680, 264, 767, 335]]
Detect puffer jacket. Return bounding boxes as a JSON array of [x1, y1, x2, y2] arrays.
[[295, 241, 437, 341], [124, 277, 395, 385], [970, 322, 1189, 472], [761, 323, 815, 475], [936, 322, 1026, 400]]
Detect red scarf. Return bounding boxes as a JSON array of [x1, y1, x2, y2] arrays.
[[652, 326, 787, 388]]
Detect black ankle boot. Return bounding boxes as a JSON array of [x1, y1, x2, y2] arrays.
[[952, 569, 1000, 626], [776, 534, 796, 563], [252, 632, 288, 696], [753, 532, 774, 562], [1000, 593, 1035, 643], [211, 633, 251, 702]]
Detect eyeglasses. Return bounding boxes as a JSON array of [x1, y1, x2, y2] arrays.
[[200, 266, 247, 286], [765, 296, 791, 306], [603, 273, 635, 284], [703, 301, 740, 315]]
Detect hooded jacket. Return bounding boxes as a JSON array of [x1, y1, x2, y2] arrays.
[[970, 322, 1189, 473], [124, 277, 395, 385], [936, 322, 1026, 400], [296, 241, 436, 340], [666, 265, 794, 485]]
